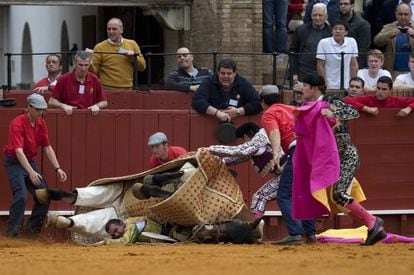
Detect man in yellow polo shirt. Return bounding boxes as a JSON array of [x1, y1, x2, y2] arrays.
[[88, 17, 146, 90]]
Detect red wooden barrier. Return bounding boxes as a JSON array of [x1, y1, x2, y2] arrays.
[[1, 94, 414, 238], [1, 107, 413, 210], [350, 110, 414, 210], [3, 90, 192, 109]]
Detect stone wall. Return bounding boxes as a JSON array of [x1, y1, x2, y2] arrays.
[[180, 0, 284, 86]]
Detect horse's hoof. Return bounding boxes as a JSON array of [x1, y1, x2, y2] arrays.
[[132, 183, 150, 200]]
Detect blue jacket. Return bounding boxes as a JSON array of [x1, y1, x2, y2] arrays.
[[191, 74, 262, 115]]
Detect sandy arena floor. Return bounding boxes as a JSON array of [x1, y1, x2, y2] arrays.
[[0, 237, 413, 275]]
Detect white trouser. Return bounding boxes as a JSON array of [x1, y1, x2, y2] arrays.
[[71, 183, 126, 238], [75, 183, 124, 208], [70, 207, 118, 239]]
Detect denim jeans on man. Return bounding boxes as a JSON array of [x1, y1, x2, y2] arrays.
[[262, 0, 288, 53], [276, 146, 316, 237], [4, 156, 49, 237]]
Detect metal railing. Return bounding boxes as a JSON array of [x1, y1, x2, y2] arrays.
[[3, 50, 288, 91], [3, 50, 396, 92]]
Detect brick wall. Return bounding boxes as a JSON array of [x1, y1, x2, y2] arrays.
[[180, 0, 283, 86]]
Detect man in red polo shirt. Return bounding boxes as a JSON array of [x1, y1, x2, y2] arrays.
[[343, 76, 414, 116], [33, 54, 62, 94], [148, 132, 187, 169], [49, 51, 108, 116], [260, 85, 316, 245], [3, 93, 67, 238]]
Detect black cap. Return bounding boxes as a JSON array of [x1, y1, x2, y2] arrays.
[[235, 122, 260, 138], [302, 74, 325, 87]]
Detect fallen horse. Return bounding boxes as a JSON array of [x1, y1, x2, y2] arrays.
[[37, 149, 262, 244]]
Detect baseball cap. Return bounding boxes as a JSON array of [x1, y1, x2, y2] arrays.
[[261, 85, 279, 96], [27, 93, 48, 109], [147, 132, 168, 146]]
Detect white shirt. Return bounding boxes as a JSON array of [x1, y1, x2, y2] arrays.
[[395, 72, 414, 86], [357, 69, 392, 88], [316, 37, 358, 89]]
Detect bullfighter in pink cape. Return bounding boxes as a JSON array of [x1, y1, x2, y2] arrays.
[[261, 85, 316, 245], [293, 99, 340, 219], [294, 74, 387, 246]]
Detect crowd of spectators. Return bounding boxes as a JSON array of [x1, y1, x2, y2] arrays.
[[26, 2, 414, 113], [267, 0, 414, 90]]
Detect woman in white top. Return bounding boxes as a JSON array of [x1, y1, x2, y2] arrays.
[[357, 49, 392, 92]]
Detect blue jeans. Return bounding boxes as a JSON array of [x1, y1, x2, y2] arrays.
[[276, 146, 316, 236], [4, 156, 49, 237], [262, 0, 288, 53]]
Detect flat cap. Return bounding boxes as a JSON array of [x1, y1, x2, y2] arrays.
[[261, 85, 279, 96], [148, 132, 168, 146], [27, 93, 47, 109]]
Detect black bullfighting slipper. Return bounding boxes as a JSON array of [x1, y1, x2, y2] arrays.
[[362, 217, 387, 246], [35, 188, 76, 204]]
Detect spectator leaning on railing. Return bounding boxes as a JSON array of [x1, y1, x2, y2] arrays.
[[343, 76, 414, 117], [191, 59, 262, 122], [346, 76, 365, 97], [49, 51, 108, 116]]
